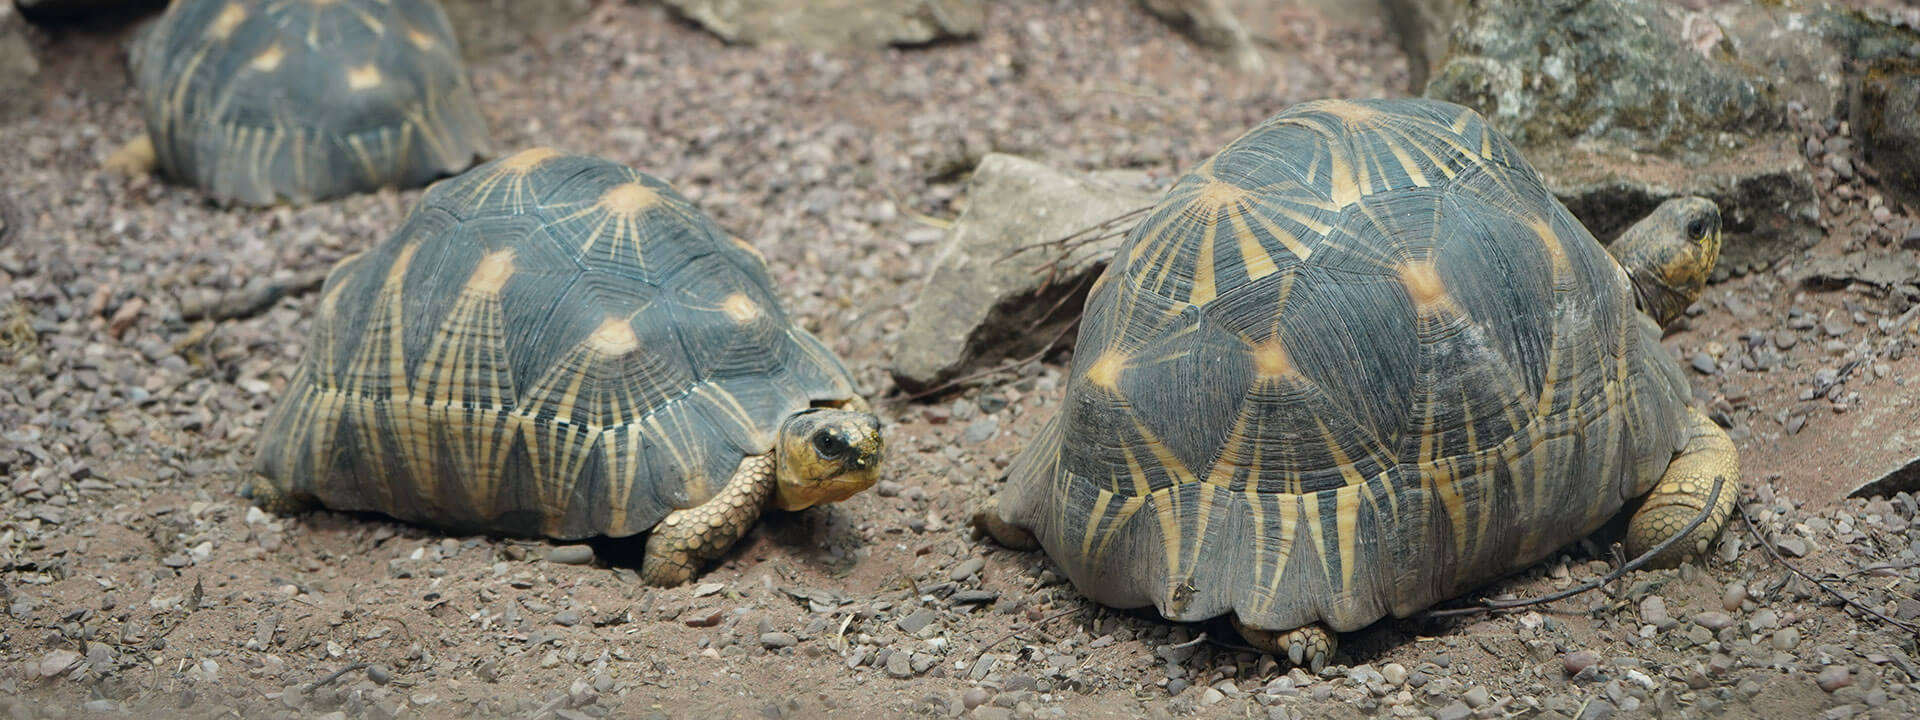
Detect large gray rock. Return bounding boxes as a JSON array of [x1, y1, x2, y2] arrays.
[[1138, 0, 1263, 72], [1379, 0, 1465, 93], [1857, 59, 1920, 209], [891, 154, 1161, 394], [438, 0, 596, 59], [1424, 0, 1812, 274], [1539, 138, 1818, 277], [1, 2, 38, 124], [659, 0, 983, 50]]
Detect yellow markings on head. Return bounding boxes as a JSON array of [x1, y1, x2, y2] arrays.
[[346, 64, 383, 91], [501, 147, 560, 173], [405, 26, 436, 49], [1082, 349, 1128, 390], [208, 3, 247, 38], [1398, 260, 1449, 310], [248, 44, 285, 72], [585, 316, 639, 356], [1250, 338, 1294, 379], [598, 182, 660, 216], [466, 249, 515, 294], [722, 293, 761, 324]]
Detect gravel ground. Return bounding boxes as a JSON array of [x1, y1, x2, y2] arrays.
[[2, 2, 1918, 719]]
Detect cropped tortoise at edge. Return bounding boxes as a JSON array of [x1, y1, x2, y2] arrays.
[[248, 149, 885, 586], [105, 0, 491, 205], [973, 97, 1739, 671]]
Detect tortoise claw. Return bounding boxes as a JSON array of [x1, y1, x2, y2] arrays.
[[1233, 616, 1336, 673]]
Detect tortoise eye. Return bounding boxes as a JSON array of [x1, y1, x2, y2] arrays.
[[812, 431, 850, 459], [1685, 215, 1712, 242]]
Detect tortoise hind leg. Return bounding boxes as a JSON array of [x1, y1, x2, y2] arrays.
[[642, 454, 777, 586], [1627, 407, 1739, 568], [104, 134, 157, 177], [1233, 616, 1336, 673]]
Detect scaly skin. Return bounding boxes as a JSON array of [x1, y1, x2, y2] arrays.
[[1628, 407, 1739, 568], [970, 496, 1038, 550], [1233, 617, 1336, 673], [104, 134, 157, 177], [642, 454, 776, 586]]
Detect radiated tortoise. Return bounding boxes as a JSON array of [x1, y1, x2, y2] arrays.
[[106, 0, 490, 205], [249, 149, 884, 585], [973, 97, 1739, 670]]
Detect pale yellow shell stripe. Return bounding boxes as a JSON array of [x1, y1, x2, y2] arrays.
[[412, 250, 518, 515], [460, 147, 561, 213], [333, 241, 425, 513]]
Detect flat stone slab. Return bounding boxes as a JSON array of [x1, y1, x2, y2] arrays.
[[890, 153, 1161, 394]]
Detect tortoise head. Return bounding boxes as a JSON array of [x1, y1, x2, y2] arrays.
[[1607, 197, 1722, 329], [773, 406, 884, 511]]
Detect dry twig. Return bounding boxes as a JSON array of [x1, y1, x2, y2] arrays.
[[1423, 475, 1728, 619], [1738, 502, 1920, 635], [975, 606, 1084, 659], [180, 267, 331, 322]]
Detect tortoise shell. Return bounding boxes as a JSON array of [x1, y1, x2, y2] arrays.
[[994, 98, 1693, 634], [252, 149, 864, 539], [130, 0, 490, 204]]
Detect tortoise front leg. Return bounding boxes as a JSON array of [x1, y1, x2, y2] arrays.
[[104, 134, 157, 176], [1627, 407, 1739, 568], [970, 495, 1039, 550], [1233, 616, 1336, 673], [642, 454, 776, 586]]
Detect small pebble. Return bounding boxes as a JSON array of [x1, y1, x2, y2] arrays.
[[886, 651, 914, 678], [1690, 352, 1716, 375], [546, 545, 593, 565], [962, 688, 992, 710], [1722, 583, 1748, 611], [1432, 700, 1471, 720], [951, 557, 986, 582], [760, 632, 797, 650], [1639, 596, 1672, 629], [1565, 650, 1603, 676], [1692, 611, 1736, 631], [1462, 686, 1490, 708], [1817, 666, 1852, 692], [897, 609, 937, 635], [1381, 663, 1407, 687], [1772, 628, 1802, 651]]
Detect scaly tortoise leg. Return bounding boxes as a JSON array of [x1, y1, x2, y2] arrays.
[[1627, 407, 1739, 568], [642, 453, 776, 586], [241, 476, 312, 515], [104, 134, 157, 176], [1233, 616, 1336, 673]]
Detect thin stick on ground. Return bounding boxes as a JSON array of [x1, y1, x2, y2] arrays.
[[1422, 475, 1727, 619], [305, 662, 369, 694], [883, 305, 1082, 406], [975, 606, 1084, 659], [1738, 501, 1920, 636]]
